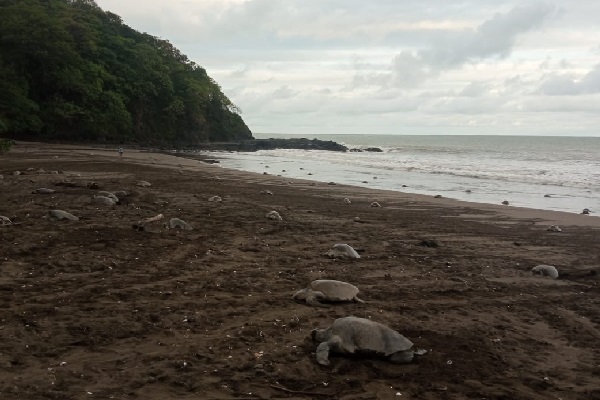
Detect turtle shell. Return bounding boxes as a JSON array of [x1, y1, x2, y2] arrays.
[[330, 316, 413, 356], [310, 280, 359, 301]]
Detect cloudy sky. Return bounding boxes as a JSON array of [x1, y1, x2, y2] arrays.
[[94, 0, 600, 136]]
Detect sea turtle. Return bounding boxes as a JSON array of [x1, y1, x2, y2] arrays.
[[293, 280, 364, 307], [342, 197, 352, 205], [112, 190, 129, 198], [326, 243, 360, 259], [266, 210, 282, 220], [97, 191, 119, 203], [137, 180, 151, 187], [167, 218, 193, 230], [93, 195, 116, 206], [34, 188, 56, 194], [532, 264, 559, 279], [0, 216, 12, 225], [208, 195, 222, 202], [260, 190, 273, 195], [581, 208, 590, 215], [311, 316, 425, 366], [547, 225, 562, 232], [502, 200, 509, 205], [47, 210, 79, 221]]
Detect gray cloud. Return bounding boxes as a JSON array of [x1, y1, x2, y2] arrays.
[[537, 64, 600, 95]]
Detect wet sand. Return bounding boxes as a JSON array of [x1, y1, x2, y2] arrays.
[[1, 142, 599, 399]]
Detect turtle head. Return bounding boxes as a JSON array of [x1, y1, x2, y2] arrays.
[[292, 288, 309, 301], [311, 328, 330, 342]]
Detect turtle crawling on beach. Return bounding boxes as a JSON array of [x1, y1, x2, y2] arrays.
[[167, 218, 193, 230], [93, 195, 116, 206], [266, 210, 282, 221], [532, 264, 559, 279], [47, 210, 79, 221], [34, 188, 56, 194], [97, 191, 119, 203], [312, 316, 426, 366], [293, 280, 364, 307], [326, 243, 360, 259]]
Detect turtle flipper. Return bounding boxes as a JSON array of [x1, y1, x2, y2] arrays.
[[388, 349, 414, 364], [316, 341, 331, 366], [306, 291, 329, 307]]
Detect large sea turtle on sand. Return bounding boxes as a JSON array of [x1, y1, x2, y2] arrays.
[[167, 218, 193, 230], [293, 280, 364, 307], [47, 210, 79, 221], [532, 264, 559, 279], [326, 243, 360, 259], [312, 316, 425, 366]]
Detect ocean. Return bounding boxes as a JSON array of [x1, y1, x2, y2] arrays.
[[205, 134, 600, 215]]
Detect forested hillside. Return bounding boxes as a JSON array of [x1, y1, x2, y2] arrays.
[[0, 0, 253, 145]]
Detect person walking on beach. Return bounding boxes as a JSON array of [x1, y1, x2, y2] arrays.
[[118, 146, 124, 157]]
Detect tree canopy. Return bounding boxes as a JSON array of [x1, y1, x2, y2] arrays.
[[0, 0, 253, 145]]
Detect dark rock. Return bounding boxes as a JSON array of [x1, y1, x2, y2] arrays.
[[192, 138, 348, 152]]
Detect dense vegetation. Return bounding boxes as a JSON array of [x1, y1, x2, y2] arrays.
[[0, 0, 252, 146]]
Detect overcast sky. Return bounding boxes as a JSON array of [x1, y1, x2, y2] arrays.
[[95, 0, 600, 136]]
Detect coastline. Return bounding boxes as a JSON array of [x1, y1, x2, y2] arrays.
[[1, 141, 599, 399]]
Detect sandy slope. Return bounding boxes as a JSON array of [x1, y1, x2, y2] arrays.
[[1, 142, 599, 399]]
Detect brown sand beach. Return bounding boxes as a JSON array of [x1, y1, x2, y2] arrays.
[[1, 142, 599, 399]]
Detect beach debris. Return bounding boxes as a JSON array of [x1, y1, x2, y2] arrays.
[[502, 200, 509, 205], [434, 195, 443, 199], [47, 210, 79, 221], [208, 195, 222, 202], [86, 182, 99, 189], [266, 210, 282, 221], [92, 195, 117, 206], [465, 189, 472, 193], [308, 172, 313, 175], [0, 175, 4, 179], [532, 264, 559, 279], [34, 188, 56, 194], [263, 172, 268, 175], [419, 239, 439, 248], [260, 190, 273, 195], [362, 181, 368, 183], [167, 218, 193, 230], [13, 171, 21, 176], [50, 171, 59, 175], [0, 216, 13, 225], [326, 243, 360, 259], [581, 208, 590, 215], [137, 180, 151, 187], [293, 280, 364, 307], [370, 202, 381, 208], [342, 197, 352, 205], [328, 182, 337, 185], [27, 167, 35, 171], [547, 225, 562, 232], [544, 194, 551, 198], [312, 316, 426, 366], [402, 185, 408, 187]]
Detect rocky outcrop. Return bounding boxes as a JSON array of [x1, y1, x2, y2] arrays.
[[193, 138, 348, 152]]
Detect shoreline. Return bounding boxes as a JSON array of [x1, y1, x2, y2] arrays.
[[1, 141, 599, 399]]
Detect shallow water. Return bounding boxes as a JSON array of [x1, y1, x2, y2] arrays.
[[203, 134, 600, 215]]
